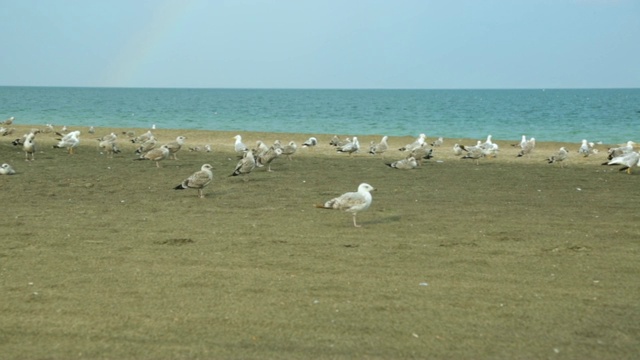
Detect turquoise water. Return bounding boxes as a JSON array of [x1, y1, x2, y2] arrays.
[[1, 87, 638, 143]]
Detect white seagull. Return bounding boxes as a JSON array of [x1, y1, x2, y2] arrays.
[[23, 130, 39, 161], [302, 137, 318, 147], [0, 163, 16, 175], [53, 130, 81, 154], [399, 133, 426, 151], [602, 151, 640, 174], [234, 135, 248, 153], [315, 183, 375, 227], [337, 136, 359, 156], [369, 136, 389, 156]]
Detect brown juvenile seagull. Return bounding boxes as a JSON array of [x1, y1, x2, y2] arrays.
[[174, 164, 214, 198], [164, 135, 186, 160], [315, 183, 375, 227], [230, 150, 256, 178], [134, 144, 170, 167]]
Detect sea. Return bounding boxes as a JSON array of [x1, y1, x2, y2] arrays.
[[1, 86, 638, 144]]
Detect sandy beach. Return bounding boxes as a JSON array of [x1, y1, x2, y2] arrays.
[[1, 125, 639, 359]]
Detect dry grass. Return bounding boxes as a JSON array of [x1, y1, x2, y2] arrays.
[[1, 125, 639, 359]]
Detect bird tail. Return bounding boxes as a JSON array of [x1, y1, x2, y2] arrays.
[[174, 184, 186, 190], [314, 204, 329, 209], [619, 166, 629, 172]]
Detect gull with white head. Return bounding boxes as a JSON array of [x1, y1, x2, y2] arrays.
[[315, 183, 375, 227]]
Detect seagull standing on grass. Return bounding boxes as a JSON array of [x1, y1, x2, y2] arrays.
[[315, 183, 375, 227], [53, 130, 80, 154], [337, 137, 359, 156], [369, 136, 389, 156], [234, 135, 248, 154], [174, 164, 214, 198], [164, 136, 186, 160], [135, 144, 170, 168], [230, 150, 256, 178], [22, 130, 39, 161], [547, 147, 569, 168]]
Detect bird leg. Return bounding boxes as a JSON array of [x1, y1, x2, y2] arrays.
[[155, 161, 161, 168], [352, 214, 361, 228]]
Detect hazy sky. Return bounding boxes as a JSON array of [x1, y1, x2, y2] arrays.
[[1, 0, 638, 89]]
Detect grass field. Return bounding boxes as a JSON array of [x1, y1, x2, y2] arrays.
[[1, 126, 639, 359]]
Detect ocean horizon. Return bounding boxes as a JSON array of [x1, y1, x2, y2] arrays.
[[2, 86, 638, 144]]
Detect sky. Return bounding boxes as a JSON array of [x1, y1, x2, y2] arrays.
[[1, 0, 638, 89]]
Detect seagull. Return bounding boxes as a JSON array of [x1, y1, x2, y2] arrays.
[[607, 141, 635, 160], [399, 133, 426, 151], [230, 150, 256, 178], [430, 137, 444, 147], [281, 141, 298, 160], [452, 143, 464, 156], [204, 144, 212, 152], [134, 144, 170, 167], [253, 140, 270, 158], [0, 163, 16, 175], [53, 130, 80, 154], [97, 132, 120, 157], [256, 147, 283, 172], [329, 135, 342, 146], [409, 144, 434, 165], [302, 137, 318, 147], [337, 136, 359, 156], [517, 137, 536, 157], [88, 126, 95, 134], [512, 135, 527, 148], [3, 116, 14, 126], [99, 139, 120, 158], [174, 164, 214, 198], [0, 127, 15, 136], [132, 130, 154, 144], [22, 130, 39, 161], [234, 135, 248, 153], [315, 183, 375, 227], [547, 147, 569, 168], [578, 139, 592, 157], [386, 156, 418, 169], [164, 136, 186, 160], [369, 136, 389, 156], [602, 151, 640, 174], [460, 143, 487, 165], [135, 137, 157, 155], [480, 135, 499, 158]]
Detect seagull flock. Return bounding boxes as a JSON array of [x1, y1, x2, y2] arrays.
[[2, 116, 638, 227]]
